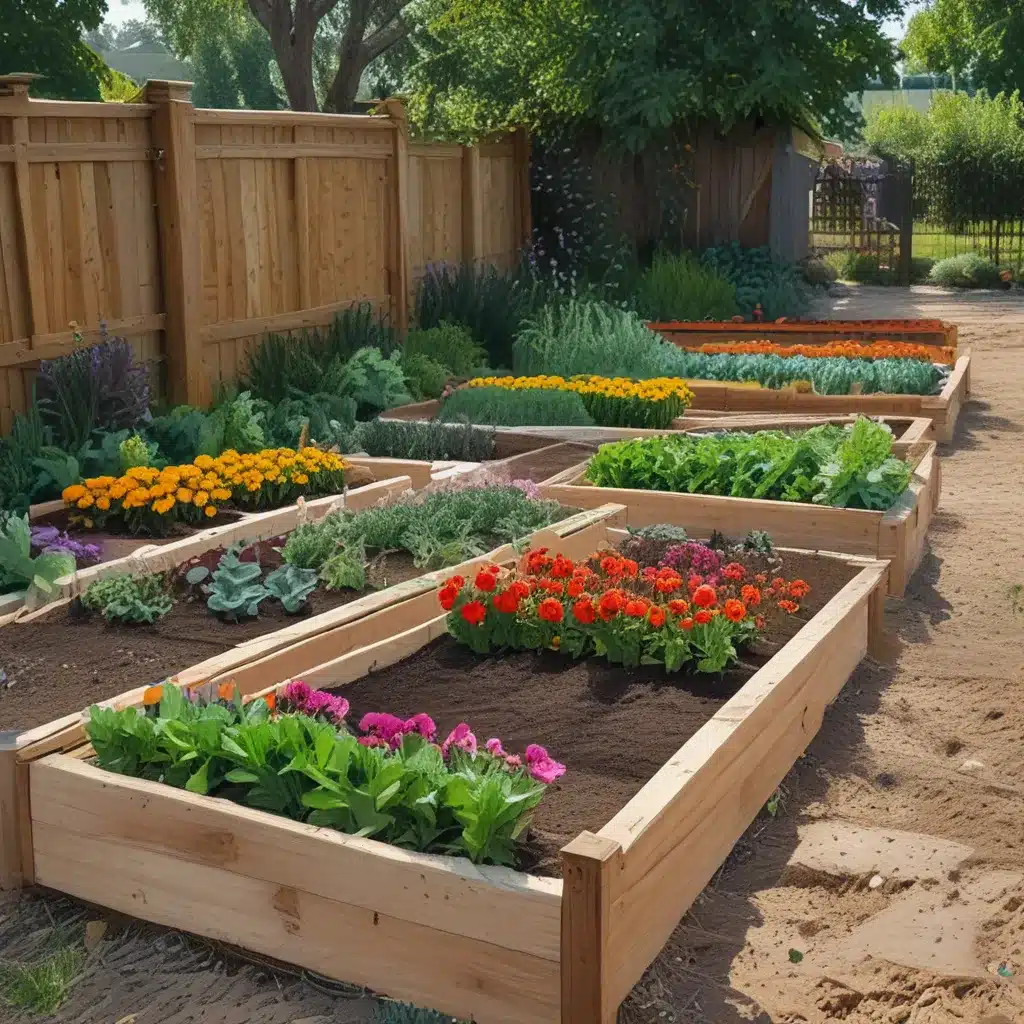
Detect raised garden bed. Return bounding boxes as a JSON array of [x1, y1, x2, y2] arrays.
[[8, 522, 888, 1023], [540, 427, 939, 598], [650, 317, 959, 352]]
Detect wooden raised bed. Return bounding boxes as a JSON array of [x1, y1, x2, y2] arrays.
[[9, 529, 888, 1023], [540, 440, 939, 598], [650, 317, 958, 352]]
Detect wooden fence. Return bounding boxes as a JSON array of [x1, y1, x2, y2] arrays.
[[0, 75, 530, 428]]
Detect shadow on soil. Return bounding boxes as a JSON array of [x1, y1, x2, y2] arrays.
[[943, 397, 1022, 454]]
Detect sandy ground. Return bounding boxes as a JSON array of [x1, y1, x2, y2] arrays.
[[2, 284, 1023, 1023]]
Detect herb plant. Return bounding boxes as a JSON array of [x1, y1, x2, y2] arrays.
[[205, 546, 269, 620], [319, 543, 366, 591], [340, 347, 413, 418], [632, 251, 739, 321], [403, 321, 486, 377], [438, 386, 595, 427], [402, 352, 449, 401], [81, 572, 173, 624], [347, 419, 496, 462], [699, 243, 812, 320]]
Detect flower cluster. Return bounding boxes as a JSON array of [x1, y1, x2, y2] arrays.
[[696, 339, 955, 364], [61, 447, 348, 535], [442, 547, 809, 674], [461, 373, 695, 428], [279, 680, 350, 725]]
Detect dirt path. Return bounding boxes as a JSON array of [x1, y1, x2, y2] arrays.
[[2, 284, 1023, 1023]]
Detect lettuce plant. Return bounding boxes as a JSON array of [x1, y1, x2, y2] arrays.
[[0, 514, 76, 599]]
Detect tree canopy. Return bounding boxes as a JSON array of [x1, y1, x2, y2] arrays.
[[901, 0, 1024, 96], [3, 0, 109, 100], [407, 0, 903, 147]]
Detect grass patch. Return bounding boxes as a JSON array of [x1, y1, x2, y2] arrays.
[[0, 930, 86, 1016]]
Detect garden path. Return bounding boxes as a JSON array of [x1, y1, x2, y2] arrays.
[[2, 284, 1023, 1024]]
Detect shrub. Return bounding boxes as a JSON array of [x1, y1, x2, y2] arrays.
[[699, 243, 812, 320], [402, 352, 450, 401], [81, 572, 173, 624], [928, 252, 1004, 289], [415, 263, 548, 369], [630, 251, 739, 321], [349, 419, 496, 462], [800, 256, 838, 287], [403, 322, 485, 377], [438, 387, 595, 427], [513, 298, 683, 379], [36, 327, 150, 451]]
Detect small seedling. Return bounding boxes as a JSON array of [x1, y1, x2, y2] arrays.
[[788, 948, 804, 964], [765, 785, 788, 819]]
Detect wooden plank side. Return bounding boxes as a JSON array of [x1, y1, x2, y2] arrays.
[[32, 761, 558, 1024], [31, 756, 561, 961], [599, 563, 885, 1006]]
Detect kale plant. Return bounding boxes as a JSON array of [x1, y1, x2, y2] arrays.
[[264, 564, 318, 613], [81, 573, 173, 624], [205, 546, 269, 620]]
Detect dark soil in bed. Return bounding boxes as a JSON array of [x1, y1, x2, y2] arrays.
[[491, 442, 598, 484], [333, 550, 860, 877], [0, 543, 427, 732]]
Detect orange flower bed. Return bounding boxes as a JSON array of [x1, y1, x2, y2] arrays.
[[696, 339, 955, 364]]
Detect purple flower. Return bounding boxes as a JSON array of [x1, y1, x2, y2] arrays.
[[282, 680, 312, 706], [524, 744, 566, 784], [661, 542, 721, 577], [441, 723, 477, 758], [30, 525, 102, 566]]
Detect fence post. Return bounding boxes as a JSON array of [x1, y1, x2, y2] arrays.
[[512, 128, 533, 248], [146, 80, 203, 406], [561, 831, 621, 1024], [462, 144, 484, 266], [381, 99, 410, 333], [0, 737, 31, 892], [898, 160, 914, 287]]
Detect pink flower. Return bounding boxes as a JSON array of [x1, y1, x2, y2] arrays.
[[403, 713, 437, 741], [504, 753, 522, 769], [358, 735, 388, 748], [442, 722, 477, 758], [485, 737, 506, 757], [282, 680, 311, 706], [359, 711, 407, 747], [525, 744, 566, 784]]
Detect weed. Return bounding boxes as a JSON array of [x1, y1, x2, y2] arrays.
[[0, 932, 86, 1016]]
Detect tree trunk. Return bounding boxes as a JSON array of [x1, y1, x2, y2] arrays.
[[325, 43, 367, 112], [247, 0, 320, 111]]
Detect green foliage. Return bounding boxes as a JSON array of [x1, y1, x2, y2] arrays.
[[340, 347, 413, 418], [823, 251, 935, 285], [928, 252, 1005, 288], [205, 546, 269, 620], [699, 244, 812, 320], [415, 264, 549, 369], [0, 514, 75, 600], [585, 418, 912, 510], [81, 573, 173, 624], [409, 0, 899, 146], [282, 517, 348, 571], [145, 406, 209, 464], [372, 1002, 456, 1024], [118, 433, 155, 471], [0, 407, 53, 513], [439, 387, 596, 428], [0, 935, 86, 1016], [264, 563, 318, 612], [86, 685, 547, 867], [664, 350, 943, 396], [198, 390, 266, 455], [190, 9, 283, 110], [404, 321, 486, 377], [402, 352, 450, 401], [319, 543, 367, 592], [513, 299, 680, 378], [257, 394, 356, 449], [348, 419, 497, 462], [631, 251, 739, 322], [628, 523, 689, 544], [800, 256, 839, 287], [743, 530, 775, 555]]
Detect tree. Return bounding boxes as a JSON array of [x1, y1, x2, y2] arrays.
[[189, 11, 284, 109], [408, 0, 903, 147], [3, 0, 109, 100], [901, 0, 1024, 95], [145, 0, 414, 111]]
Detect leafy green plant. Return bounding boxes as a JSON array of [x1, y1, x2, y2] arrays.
[[0, 934, 86, 1015], [743, 530, 775, 555], [264, 563, 318, 612], [340, 347, 413, 417], [372, 1001, 458, 1024], [631, 250, 739, 321], [198, 390, 266, 455], [929, 252, 1004, 289], [257, 393, 356, 449], [585, 418, 912, 510], [81, 572, 173, 624], [0, 514, 75, 600], [281, 516, 347, 570], [118, 432, 156, 470], [145, 405, 210, 464], [205, 546, 269, 620], [438, 387, 595, 427], [348, 419, 496, 462], [319, 542, 367, 591], [404, 321, 486, 377], [402, 352, 450, 401], [699, 243, 812, 320]]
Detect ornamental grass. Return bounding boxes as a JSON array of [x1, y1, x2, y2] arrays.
[[695, 339, 955, 364], [61, 447, 348, 535], [461, 373, 695, 429]]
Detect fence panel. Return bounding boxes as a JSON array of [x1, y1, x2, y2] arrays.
[[0, 75, 530, 426]]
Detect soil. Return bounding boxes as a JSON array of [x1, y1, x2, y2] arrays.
[[490, 441, 598, 483], [0, 542, 425, 732], [333, 550, 859, 877]]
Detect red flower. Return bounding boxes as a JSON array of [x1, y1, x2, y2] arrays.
[[692, 584, 717, 608], [461, 600, 487, 625], [694, 609, 712, 626], [755, 573, 768, 585], [573, 597, 596, 624], [741, 584, 761, 607], [475, 569, 498, 592], [648, 606, 666, 627], [668, 598, 690, 615], [680, 617, 694, 631], [770, 577, 786, 592], [777, 599, 799, 614], [625, 598, 650, 618], [723, 598, 746, 623], [600, 555, 620, 574], [492, 588, 521, 614], [621, 558, 639, 578], [654, 574, 682, 594], [443, 574, 465, 591], [567, 578, 586, 598], [538, 597, 564, 623], [439, 585, 459, 610], [538, 578, 564, 595], [687, 574, 703, 591], [598, 590, 623, 621], [510, 579, 532, 599], [550, 555, 575, 579], [722, 562, 745, 581], [788, 579, 811, 599], [526, 548, 553, 574], [754, 614, 766, 630]]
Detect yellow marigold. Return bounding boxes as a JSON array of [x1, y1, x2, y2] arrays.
[[153, 496, 176, 515], [149, 483, 167, 498], [194, 454, 215, 470], [204, 505, 217, 518], [176, 488, 194, 503], [180, 465, 202, 479], [292, 472, 309, 485], [85, 476, 115, 490], [126, 466, 158, 483], [76, 494, 94, 509], [193, 490, 209, 508], [95, 496, 111, 511], [211, 487, 232, 501], [108, 483, 128, 500], [63, 484, 87, 503], [265, 467, 281, 482]]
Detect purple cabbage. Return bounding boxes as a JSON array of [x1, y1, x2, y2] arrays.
[[30, 525, 102, 566]]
